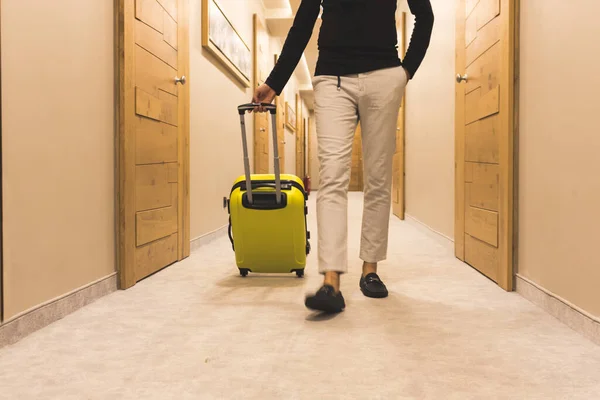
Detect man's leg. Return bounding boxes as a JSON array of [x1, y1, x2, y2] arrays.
[[305, 74, 359, 313], [357, 66, 407, 298]]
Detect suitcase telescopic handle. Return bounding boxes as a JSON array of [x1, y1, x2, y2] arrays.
[[237, 103, 277, 115], [237, 103, 281, 205]]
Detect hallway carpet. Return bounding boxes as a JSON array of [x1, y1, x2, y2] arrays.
[[0, 193, 599, 399]]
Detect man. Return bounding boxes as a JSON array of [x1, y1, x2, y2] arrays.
[[252, 0, 434, 313]]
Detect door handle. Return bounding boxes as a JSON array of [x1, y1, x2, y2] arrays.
[[456, 74, 468, 83], [175, 76, 187, 85], [260, 128, 266, 132]]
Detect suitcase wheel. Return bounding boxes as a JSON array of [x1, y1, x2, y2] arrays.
[[295, 270, 304, 278], [239, 269, 249, 277]]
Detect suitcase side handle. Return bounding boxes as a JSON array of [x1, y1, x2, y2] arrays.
[[238, 103, 281, 205]]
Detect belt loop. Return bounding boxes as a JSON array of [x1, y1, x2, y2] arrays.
[[337, 76, 341, 91]]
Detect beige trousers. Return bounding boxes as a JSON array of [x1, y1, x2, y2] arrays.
[[313, 66, 407, 274]]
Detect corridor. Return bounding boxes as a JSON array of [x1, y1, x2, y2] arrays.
[[0, 194, 599, 399]]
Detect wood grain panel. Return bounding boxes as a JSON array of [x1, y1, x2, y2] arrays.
[[135, 88, 178, 125], [136, 0, 164, 32], [135, 233, 178, 281], [136, 88, 162, 120], [135, 45, 177, 96], [295, 94, 304, 177], [465, 234, 498, 282], [157, 0, 177, 21], [136, 164, 173, 211], [479, 85, 500, 120], [477, 0, 500, 30], [465, 41, 500, 95], [396, 112, 404, 155], [466, 162, 499, 211], [466, 0, 480, 17], [466, 15, 500, 67], [135, 117, 178, 164], [274, 81, 286, 173], [163, 12, 177, 49], [349, 126, 363, 191], [167, 162, 178, 182], [466, 206, 498, 246], [465, 86, 499, 124], [254, 112, 268, 174], [135, 19, 177, 69], [465, 115, 499, 163], [466, 11, 477, 46], [136, 184, 178, 245], [158, 90, 177, 125], [392, 153, 401, 203]]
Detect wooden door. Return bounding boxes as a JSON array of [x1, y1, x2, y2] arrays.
[[392, 12, 407, 220], [295, 94, 304, 177], [392, 103, 405, 219], [117, 0, 190, 289], [307, 116, 312, 178], [305, 116, 311, 178], [455, 0, 516, 291], [274, 55, 285, 173], [349, 124, 364, 192], [0, 1, 3, 321], [253, 14, 269, 174]]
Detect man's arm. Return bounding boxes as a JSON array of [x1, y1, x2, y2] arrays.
[[403, 0, 435, 79], [265, 0, 321, 95]]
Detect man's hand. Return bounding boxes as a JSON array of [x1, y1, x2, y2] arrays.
[[251, 84, 277, 113]]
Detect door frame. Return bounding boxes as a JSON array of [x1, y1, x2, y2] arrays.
[[305, 116, 310, 178], [273, 54, 286, 174], [253, 14, 269, 174], [454, 0, 519, 291], [393, 11, 408, 220], [115, 0, 191, 289], [295, 93, 304, 178], [0, 1, 4, 323], [306, 115, 311, 179]]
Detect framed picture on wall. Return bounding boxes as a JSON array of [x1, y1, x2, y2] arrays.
[[285, 101, 296, 132], [201, 0, 251, 87]]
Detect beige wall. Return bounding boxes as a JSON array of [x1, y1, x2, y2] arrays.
[[1, 0, 116, 319], [190, 1, 305, 240], [190, 0, 264, 240], [518, 0, 600, 317], [402, 0, 455, 239]]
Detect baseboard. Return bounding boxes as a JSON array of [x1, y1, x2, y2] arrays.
[[516, 274, 600, 346], [0, 273, 117, 349], [404, 213, 454, 251], [190, 225, 228, 252]]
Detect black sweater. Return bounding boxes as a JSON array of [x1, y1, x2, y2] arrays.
[[266, 0, 434, 95]]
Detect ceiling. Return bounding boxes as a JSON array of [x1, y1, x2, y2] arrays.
[[262, 0, 320, 109]]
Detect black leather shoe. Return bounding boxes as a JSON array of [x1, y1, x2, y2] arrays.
[[305, 285, 346, 313], [360, 273, 389, 298]]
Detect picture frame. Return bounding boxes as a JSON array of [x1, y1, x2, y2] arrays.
[[201, 0, 251, 87], [285, 101, 296, 132]]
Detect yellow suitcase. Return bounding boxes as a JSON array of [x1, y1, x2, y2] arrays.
[[227, 104, 310, 277]]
